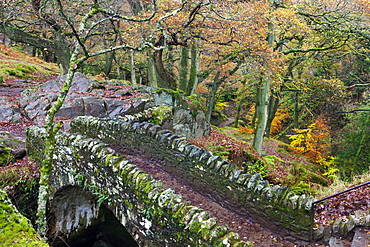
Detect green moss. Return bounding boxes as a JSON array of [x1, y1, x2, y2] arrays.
[[123, 199, 134, 210], [307, 171, 329, 186], [0, 190, 48, 246], [0, 146, 14, 166], [105, 154, 114, 166], [150, 106, 172, 125], [263, 155, 284, 165], [153, 88, 182, 99], [189, 221, 202, 233]]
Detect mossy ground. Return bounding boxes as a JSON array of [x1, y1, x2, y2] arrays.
[[0, 189, 48, 246], [0, 44, 59, 82]]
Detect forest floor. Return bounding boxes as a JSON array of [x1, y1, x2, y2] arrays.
[[1, 78, 369, 247]]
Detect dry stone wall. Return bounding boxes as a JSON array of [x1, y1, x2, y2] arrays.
[[26, 126, 251, 247], [70, 116, 315, 242]]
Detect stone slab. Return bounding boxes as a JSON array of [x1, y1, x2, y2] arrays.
[[351, 228, 370, 247]]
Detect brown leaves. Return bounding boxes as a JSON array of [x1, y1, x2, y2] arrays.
[[189, 128, 259, 166], [315, 185, 370, 226], [0, 119, 33, 137]]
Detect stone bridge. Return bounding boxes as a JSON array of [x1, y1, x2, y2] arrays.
[[26, 115, 367, 246], [26, 122, 250, 246]]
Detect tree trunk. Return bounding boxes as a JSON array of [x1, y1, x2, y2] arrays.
[[130, 50, 137, 86], [253, 75, 270, 154], [1, 24, 71, 73], [153, 49, 176, 89], [103, 51, 115, 77], [127, 0, 142, 15], [206, 70, 222, 123], [147, 50, 158, 88], [251, 85, 260, 129], [179, 46, 189, 92], [37, 44, 80, 236], [234, 98, 243, 128], [187, 44, 200, 95], [265, 92, 280, 137], [252, 22, 274, 154]]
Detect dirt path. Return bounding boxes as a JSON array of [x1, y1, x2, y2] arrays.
[[218, 118, 235, 128], [111, 145, 325, 247]]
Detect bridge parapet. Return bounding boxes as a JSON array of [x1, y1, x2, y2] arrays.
[[70, 116, 315, 242], [26, 126, 251, 246]]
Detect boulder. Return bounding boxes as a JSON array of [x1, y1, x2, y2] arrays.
[[172, 109, 210, 139], [0, 103, 12, 121], [0, 132, 26, 166], [0, 131, 26, 149], [41, 72, 92, 93], [0, 96, 22, 123], [19, 75, 211, 138]]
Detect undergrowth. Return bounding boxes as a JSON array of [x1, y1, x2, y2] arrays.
[[189, 127, 334, 196]]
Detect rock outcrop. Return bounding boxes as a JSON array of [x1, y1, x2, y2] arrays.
[[18, 73, 210, 139]]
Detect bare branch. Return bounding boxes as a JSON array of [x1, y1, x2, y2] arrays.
[[344, 83, 370, 88], [99, 0, 157, 23], [282, 36, 350, 54], [337, 109, 370, 114]]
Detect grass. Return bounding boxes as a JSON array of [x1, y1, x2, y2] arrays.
[[315, 173, 370, 199]]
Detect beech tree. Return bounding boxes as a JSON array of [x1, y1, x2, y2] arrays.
[[250, 0, 370, 141]]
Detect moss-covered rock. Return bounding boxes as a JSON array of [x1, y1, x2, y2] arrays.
[[0, 146, 13, 166], [0, 189, 48, 246]]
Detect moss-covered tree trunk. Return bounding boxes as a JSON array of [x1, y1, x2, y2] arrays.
[[148, 50, 158, 88], [179, 46, 189, 92], [253, 75, 270, 154], [36, 45, 80, 236], [179, 44, 200, 96], [153, 49, 176, 90], [206, 71, 222, 123], [104, 50, 115, 77], [253, 22, 274, 154], [130, 50, 137, 86], [187, 44, 200, 95]]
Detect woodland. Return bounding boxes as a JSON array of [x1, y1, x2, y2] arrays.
[[0, 0, 369, 244]]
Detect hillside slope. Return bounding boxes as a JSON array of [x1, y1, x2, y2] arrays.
[[0, 44, 59, 83]]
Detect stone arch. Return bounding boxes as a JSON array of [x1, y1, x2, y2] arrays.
[[47, 186, 138, 247]]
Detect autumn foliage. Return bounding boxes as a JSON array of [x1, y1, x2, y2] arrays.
[[287, 116, 338, 178], [189, 128, 259, 167]]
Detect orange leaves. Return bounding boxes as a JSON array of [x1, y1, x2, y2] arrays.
[[287, 116, 331, 160], [236, 126, 255, 134], [270, 109, 290, 134], [272, 8, 310, 38], [287, 116, 336, 176]]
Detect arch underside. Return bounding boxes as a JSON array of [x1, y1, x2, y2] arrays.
[[47, 186, 138, 247]]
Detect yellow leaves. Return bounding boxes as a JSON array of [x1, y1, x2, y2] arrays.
[[270, 109, 290, 134], [215, 102, 229, 111], [236, 126, 255, 134], [287, 116, 336, 177], [272, 8, 310, 38]]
